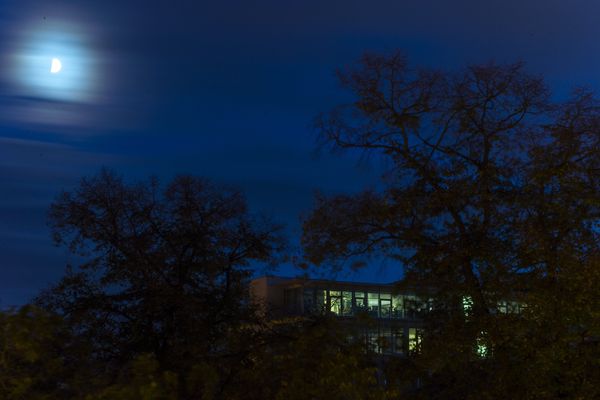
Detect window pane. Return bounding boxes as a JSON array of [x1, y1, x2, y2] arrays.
[[316, 289, 326, 313], [405, 295, 423, 318], [380, 327, 392, 354], [330, 297, 341, 315], [462, 295, 474, 317], [508, 301, 522, 314], [392, 295, 404, 318], [409, 328, 422, 354], [497, 300, 508, 314], [380, 299, 392, 318], [329, 290, 342, 316], [354, 292, 366, 313], [367, 292, 379, 317], [380, 291, 392, 318], [367, 328, 379, 353], [342, 291, 353, 316], [476, 334, 489, 358], [393, 328, 404, 354]]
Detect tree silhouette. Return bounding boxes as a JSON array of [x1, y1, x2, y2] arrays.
[[37, 169, 285, 398], [303, 52, 600, 399]]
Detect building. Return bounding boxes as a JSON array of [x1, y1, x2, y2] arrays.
[[250, 276, 430, 355]]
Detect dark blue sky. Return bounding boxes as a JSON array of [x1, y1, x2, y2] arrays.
[[2, 0, 600, 305]]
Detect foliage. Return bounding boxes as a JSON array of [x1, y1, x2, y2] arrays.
[[232, 316, 396, 400], [85, 354, 179, 400], [0, 305, 90, 399]]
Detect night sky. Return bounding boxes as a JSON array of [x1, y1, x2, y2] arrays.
[[2, 0, 600, 306]]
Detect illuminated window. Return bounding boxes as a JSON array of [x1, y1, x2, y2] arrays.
[[329, 290, 342, 315], [507, 301, 522, 314], [342, 291, 353, 316], [497, 300, 524, 314], [408, 328, 422, 354], [354, 292, 366, 313], [476, 332, 489, 358], [368, 292, 379, 317], [426, 298, 434, 311], [404, 295, 420, 318], [462, 295, 473, 317], [392, 295, 404, 318], [380, 292, 392, 318], [497, 300, 508, 314]]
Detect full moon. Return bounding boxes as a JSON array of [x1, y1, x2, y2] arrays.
[[50, 57, 62, 73]]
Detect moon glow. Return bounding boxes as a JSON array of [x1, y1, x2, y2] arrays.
[[50, 57, 62, 73], [8, 22, 101, 103], [3, 16, 110, 129]]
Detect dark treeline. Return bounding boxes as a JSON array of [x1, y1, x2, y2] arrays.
[[1, 52, 598, 399]]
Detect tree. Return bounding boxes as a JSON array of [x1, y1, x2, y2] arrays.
[[37, 169, 285, 399], [303, 52, 600, 398]]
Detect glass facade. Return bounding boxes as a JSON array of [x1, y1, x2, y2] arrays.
[[270, 279, 522, 358], [302, 287, 429, 320], [294, 286, 425, 356]]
